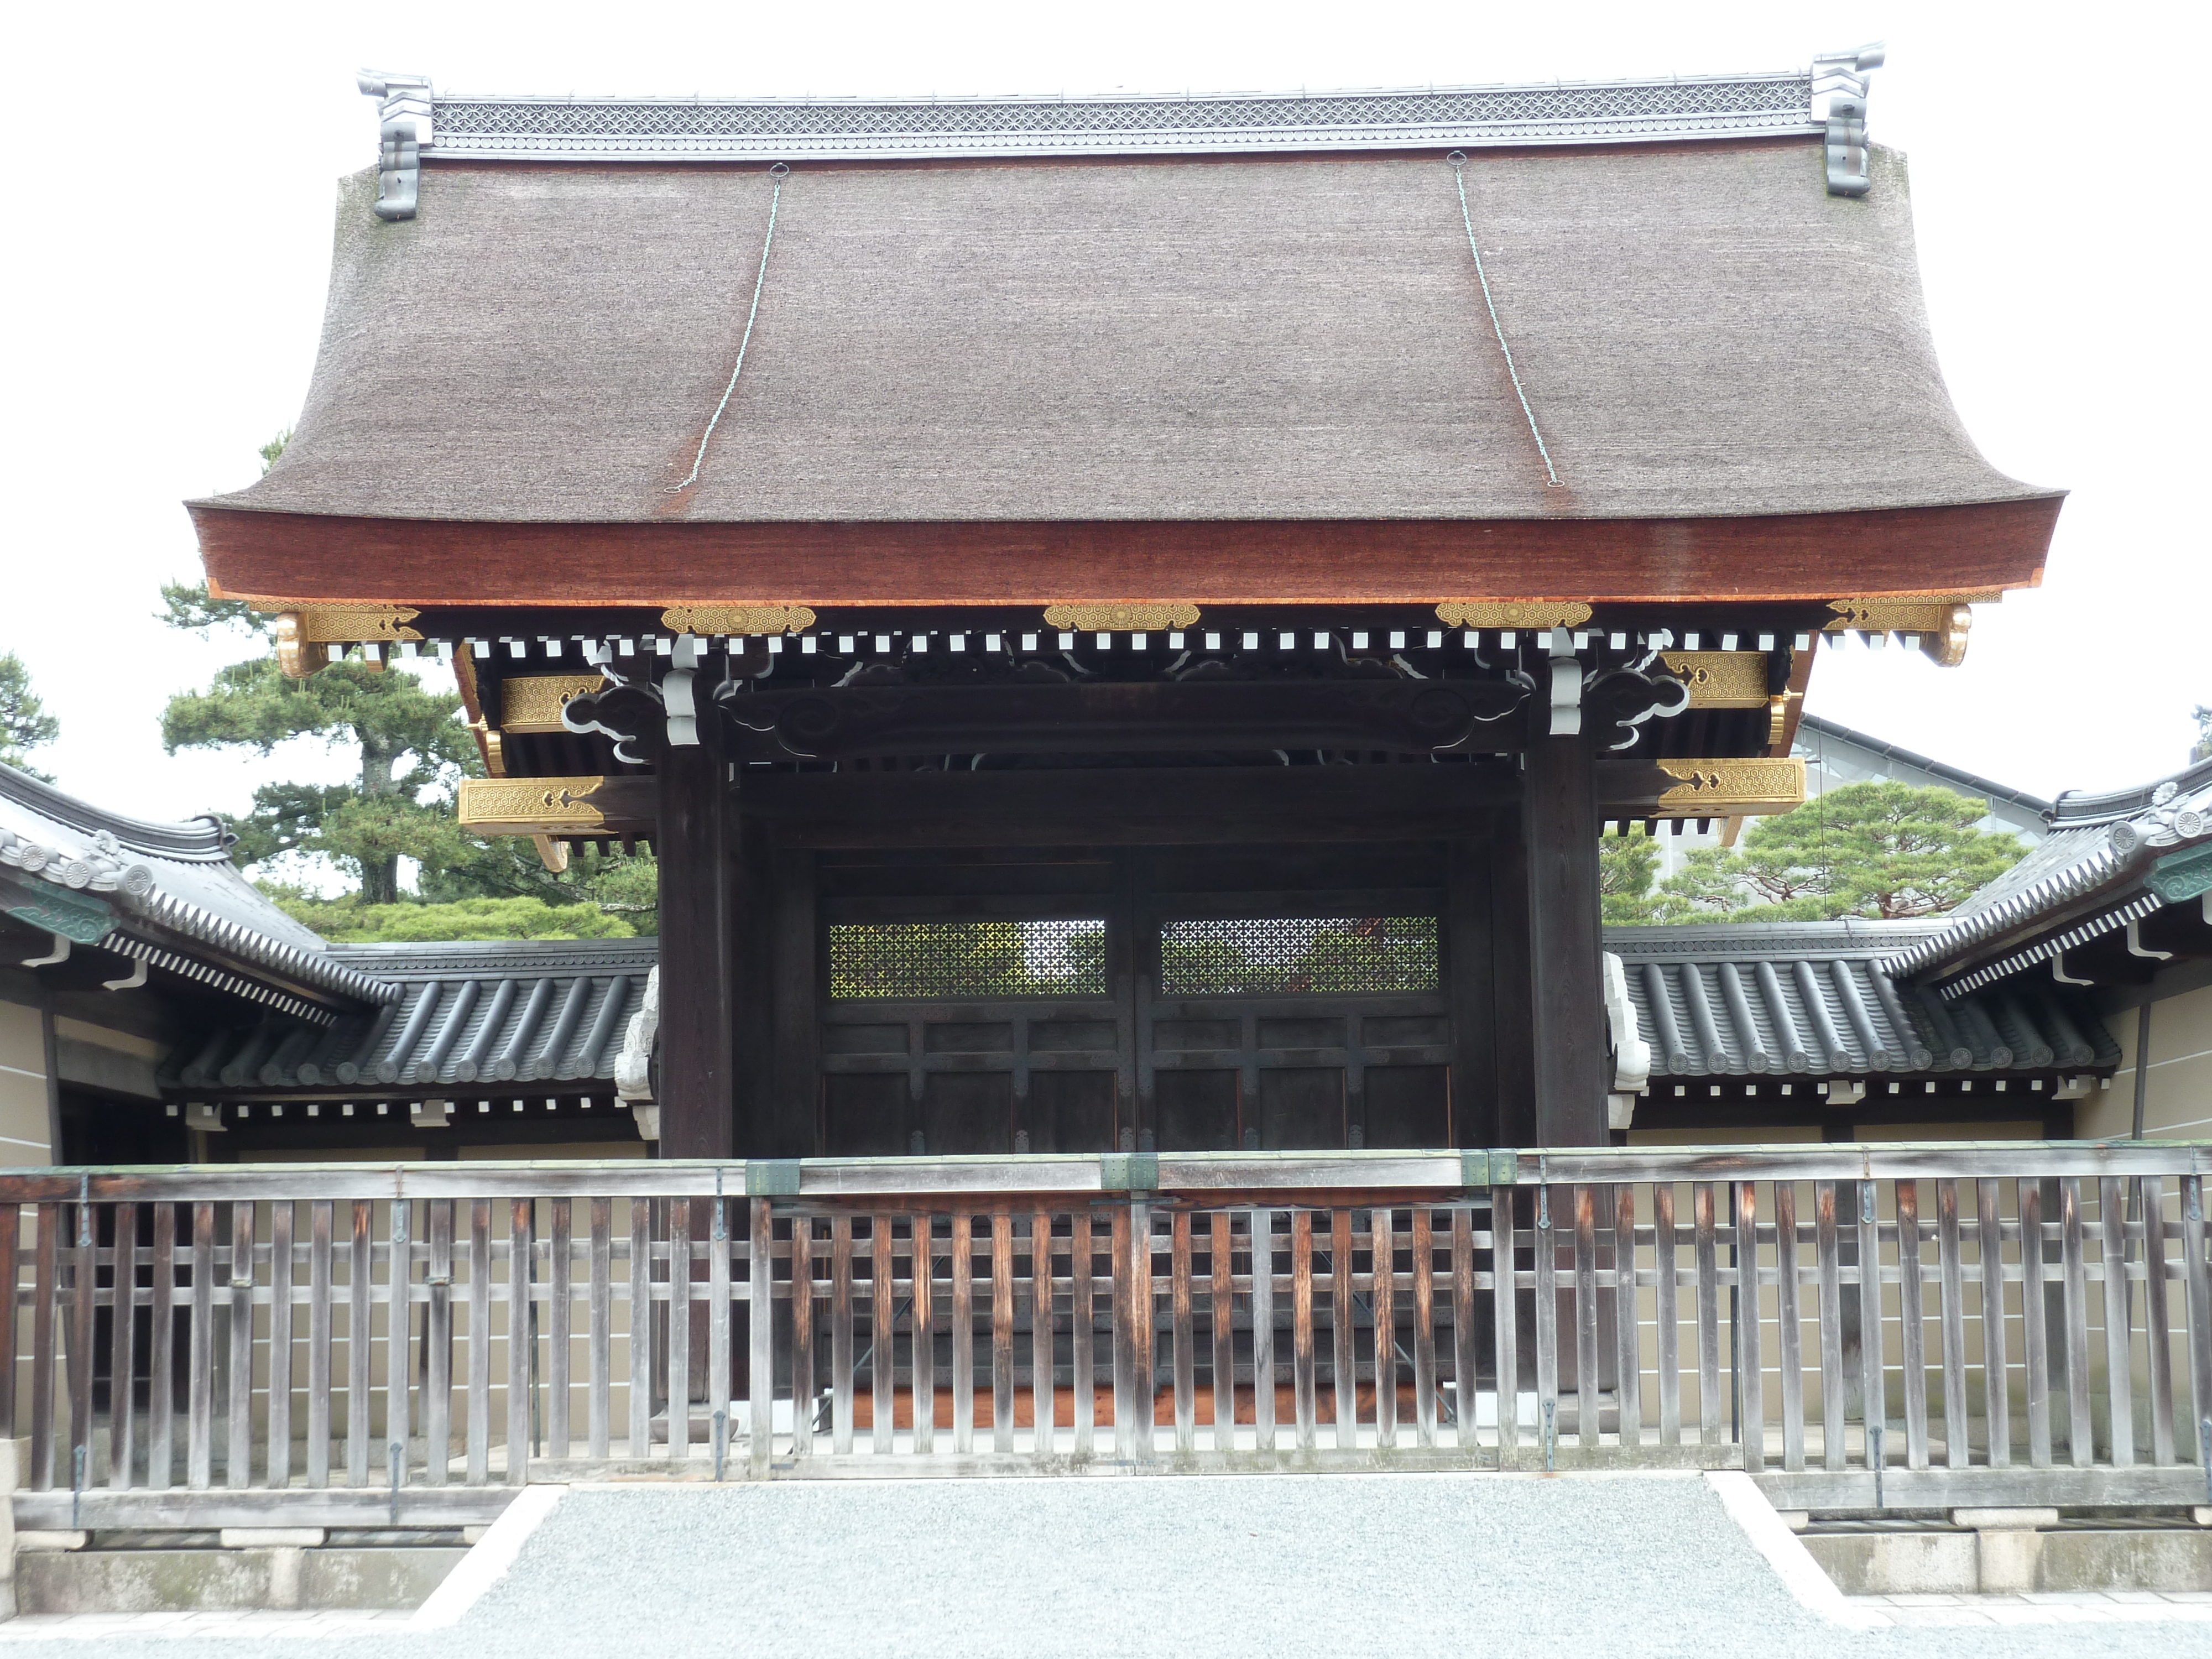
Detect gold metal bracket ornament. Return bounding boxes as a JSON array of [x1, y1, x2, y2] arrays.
[[1435, 601, 1593, 631], [264, 606, 423, 678], [660, 604, 817, 636], [1653, 757, 1805, 817], [1824, 594, 1994, 667], [1657, 651, 1768, 709], [1041, 603, 1201, 632], [499, 674, 607, 734], [457, 777, 615, 834]]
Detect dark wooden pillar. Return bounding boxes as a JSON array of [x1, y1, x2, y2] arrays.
[[655, 724, 736, 1160], [1521, 731, 1608, 1146]]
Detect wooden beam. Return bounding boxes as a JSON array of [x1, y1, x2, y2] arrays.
[[1523, 733, 1608, 1146], [194, 497, 2059, 609], [655, 724, 735, 1159]]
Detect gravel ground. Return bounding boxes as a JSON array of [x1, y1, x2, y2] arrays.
[[1, 1473, 2203, 1658]]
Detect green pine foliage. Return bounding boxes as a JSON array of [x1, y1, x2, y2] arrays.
[[0, 653, 61, 782], [262, 889, 636, 943], [1599, 827, 1665, 924], [1647, 780, 2025, 924]]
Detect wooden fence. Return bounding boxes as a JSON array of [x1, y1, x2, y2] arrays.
[[8, 1142, 2211, 1525]]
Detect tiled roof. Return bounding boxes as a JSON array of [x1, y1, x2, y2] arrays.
[[168, 939, 652, 1095], [1605, 921, 2116, 1078]]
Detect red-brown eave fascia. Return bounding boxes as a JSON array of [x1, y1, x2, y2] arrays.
[[191, 496, 2060, 611]]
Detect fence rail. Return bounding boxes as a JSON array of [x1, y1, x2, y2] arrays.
[[10, 1142, 2211, 1525]]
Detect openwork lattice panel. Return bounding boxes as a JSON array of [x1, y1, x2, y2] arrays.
[[829, 920, 1107, 1000], [1159, 916, 1439, 996]]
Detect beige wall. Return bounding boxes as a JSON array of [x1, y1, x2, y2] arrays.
[[0, 999, 51, 1166], [2083, 979, 2212, 1140]]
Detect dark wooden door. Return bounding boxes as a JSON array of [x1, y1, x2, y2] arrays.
[[813, 846, 1468, 1156]]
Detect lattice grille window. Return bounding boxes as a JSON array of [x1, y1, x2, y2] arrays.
[[1159, 917, 1439, 996], [828, 920, 1108, 1000]]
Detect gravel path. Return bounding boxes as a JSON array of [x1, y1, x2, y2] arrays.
[[1, 1473, 2202, 1658]]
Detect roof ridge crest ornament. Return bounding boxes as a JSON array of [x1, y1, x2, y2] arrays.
[[1811, 42, 1884, 197], [359, 71, 432, 221]]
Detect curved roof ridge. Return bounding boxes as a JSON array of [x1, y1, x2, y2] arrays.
[[0, 759, 236, 863]]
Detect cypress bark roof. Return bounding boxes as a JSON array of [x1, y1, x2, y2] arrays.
[[204, 139, 2050, 531]]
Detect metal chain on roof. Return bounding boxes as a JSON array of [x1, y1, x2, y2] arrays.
[[1447, 153, 1561, 489], [673, 163, 790, 492]]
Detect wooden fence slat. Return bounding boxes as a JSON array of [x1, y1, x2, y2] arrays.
[[305, 1203, 330, 1490], [1976, 1179, 2010, 1470], [1736, 1182, 1764, 1474], [1034, 1209, 1055, 1460], [1373, 1207, 1397, 1451], [2183, 1176, 2212, 1471], [264, 1202, 290, 1490], [1814, 1181, 1843, 1472], [29, 1204, 56, 1492], [2097, 1176, 2134, 1468], [669, 1198, 693, 1463], [991, 1212, 1014, 1455], [1250, 1209, 1275, 1454], [467, 1201, 491, 1485], [70, 1198, 96, 1496], [2060, 1177, 2092, 1468], [633, 1199, 655, 1463], [2020, 1180, 2052, 1469], [1110, 1207, 1133, 1460], [1291, 1208, 1316, 1453], [1131, 1204, 1156, 1460], [1614, 1187, 1641, 1453], [1209, 1211, 1235, 1453], [0, 1203, 18, 1447], [1070, 1213, 1091, 1458], [1533, 1188, 1559, 1461], [1572, 1189, 1598, 1452], [1329, 1208, 1355, 1451], [1775, 1181, 1803, 1473], [1692, 1183, 1720, 1451], [911, 1213, 935, 1458], [588, 1196, 612, 1462], [1171, 1210, 1194, 1455], [1895, 1181, 1928, 1472], [148, 1202, 179, 1493], [424, 1199, 451, 1487], [1411, 1206, 1436, 1450], [1856, 1181, 1886, 1475], [1654, 1183, 1679, 1451], [223, 1200, 255, 1489], [507, 1199, 531, 1486], [708, 1196, 730, 1470], [2139, 1175, 2175, 1467], [1493, 1188, 1519, 1463], [187, 1200, 214, 1491], [1936, 1181, 1968, 1470], [874, 1215, 896, 1458], [546, 1198, 571, 1462], [109, 1202, 140, 1491], [385, 1200, 410, 1491], [346, 1201, 371, 1489], [749, 1199, 774, 1472], [950, 1213, 972, 1455], [1450, 1207, 1475, 1453]]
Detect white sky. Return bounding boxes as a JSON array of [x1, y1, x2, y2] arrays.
[[5, 0, 2208, 843]]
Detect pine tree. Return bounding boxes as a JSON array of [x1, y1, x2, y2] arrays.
[[0, 654, 60, 782]]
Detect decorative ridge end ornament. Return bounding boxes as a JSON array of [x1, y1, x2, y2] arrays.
[[1041, 603, 1200, 633], [358, 72, 432, 221], [1653, 757, 1806, 816], [1436, 601, 1592, 631], [1824, 594, 1991, 666], [500, 674, 607, 734], [660, 604, 816, 636], [614, 966, 658, 1104], [1811, 43, 1884, 196]]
